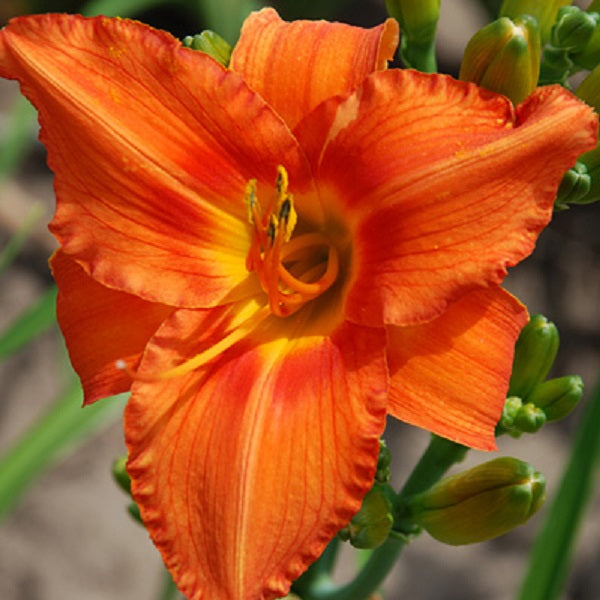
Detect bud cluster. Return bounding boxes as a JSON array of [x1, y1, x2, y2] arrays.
[[497, 315, 583, 437]]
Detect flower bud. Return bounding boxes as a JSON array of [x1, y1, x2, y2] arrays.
[[182, 31, 232, 66], [576, 145, 600, 205], [405, 457, 545, 545], [338, 484, 394, 549], [459, 16, 541, 105], [513, 402, 547, 433], [508, 314, 559, 400], [555, 161, 592, 209], [527, 374, 583, 421], [551, 6, 598, 52], [500, 0, 572, 44], [571, 15, 600, 70]]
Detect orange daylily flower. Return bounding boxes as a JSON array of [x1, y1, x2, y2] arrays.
[[0, 8, 596, 600]]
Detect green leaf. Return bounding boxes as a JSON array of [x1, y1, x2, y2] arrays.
[[0, 382, 126, 519], [518, 380, 600, 600], [0, 286, 57, 359]]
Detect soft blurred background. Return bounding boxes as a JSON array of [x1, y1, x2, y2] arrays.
[[0, 0, 599, 599]]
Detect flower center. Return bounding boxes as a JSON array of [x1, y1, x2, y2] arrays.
[[245, 166, 339, 317]]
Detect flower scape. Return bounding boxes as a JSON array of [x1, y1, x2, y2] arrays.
[[0, 7, 596, 600]]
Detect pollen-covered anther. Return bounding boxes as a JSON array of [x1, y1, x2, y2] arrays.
[[245, 166, 339, 317]]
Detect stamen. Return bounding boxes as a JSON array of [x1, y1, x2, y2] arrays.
[[245, 166, 340, 318]]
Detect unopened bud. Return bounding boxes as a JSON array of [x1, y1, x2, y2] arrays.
[[182, 31, 232, 66], [339, 484, 394, 549], [551, 6, 598, 52], [513, 402, 547, 433], [509, 315, 559, 400], [528, 374, 583, 421], [500, 0, 572, 44], [459, 16, 540, 104], [555, 162, 592, 209], [571, 15, 600, 70], [405, 457, 545, 545]]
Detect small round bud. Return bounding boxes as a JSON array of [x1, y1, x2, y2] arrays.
[[112, 455, 131, 494], [339, 484, 394, 549], [182, 31, 232, 66]]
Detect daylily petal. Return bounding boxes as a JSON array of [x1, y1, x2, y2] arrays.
[[125, 307, 387, 600], [230, 7, 398, 130], [294, 70, 597, 326], [0, 14, 311, 308], [386, 287, 528, 450], [50, 251, 173, 404]]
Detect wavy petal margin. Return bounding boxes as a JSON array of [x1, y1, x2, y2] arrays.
[[230, 7, 398, 130], [0, 14, 310, 308], [387, 287, 528, 450], [295, 70, 597, 327], [125, 308, 387, 600]]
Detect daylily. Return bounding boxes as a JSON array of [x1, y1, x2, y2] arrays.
[[0, 8, 596, 600]]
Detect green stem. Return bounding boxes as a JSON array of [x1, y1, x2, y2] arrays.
[[301, 435, 468, 600]]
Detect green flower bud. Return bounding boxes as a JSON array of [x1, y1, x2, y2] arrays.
[[459, 16, 541, 105], [555, 161, 592, 210], [527, 374, 583, 421], [513, 402, 547, 433], [112, 455, 131, 494], [385, 0, 440, 72], [509, 314, 559, 400], [182, 31, 232, 67], [571, 16, 600, 70], [551, 6, 598, 52], [574, 144, 600, 206], [499, 395, 523, 430], [500, 0, 572, 44], [405, 457, 545, 545], [339, 484, 394, 549], [376, 439, 392, 484]]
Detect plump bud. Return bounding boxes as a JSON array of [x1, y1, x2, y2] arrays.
[[498, 397, 546, 436], [182, 31, 232, 66], [500, 0, 572, 44], [527, 375, 584, 421], [570, 14, 600, 70], [112, 455, 131, 494], [576, 145, 600, 205], [385, 0, 440, 72], [555, 161, 592, 209], [459, 16, 541, 105], [405, 457, 546, 545], [509, 315, 559, 400], [338, 484, 394, 549], [551, 6, 598, 52]]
